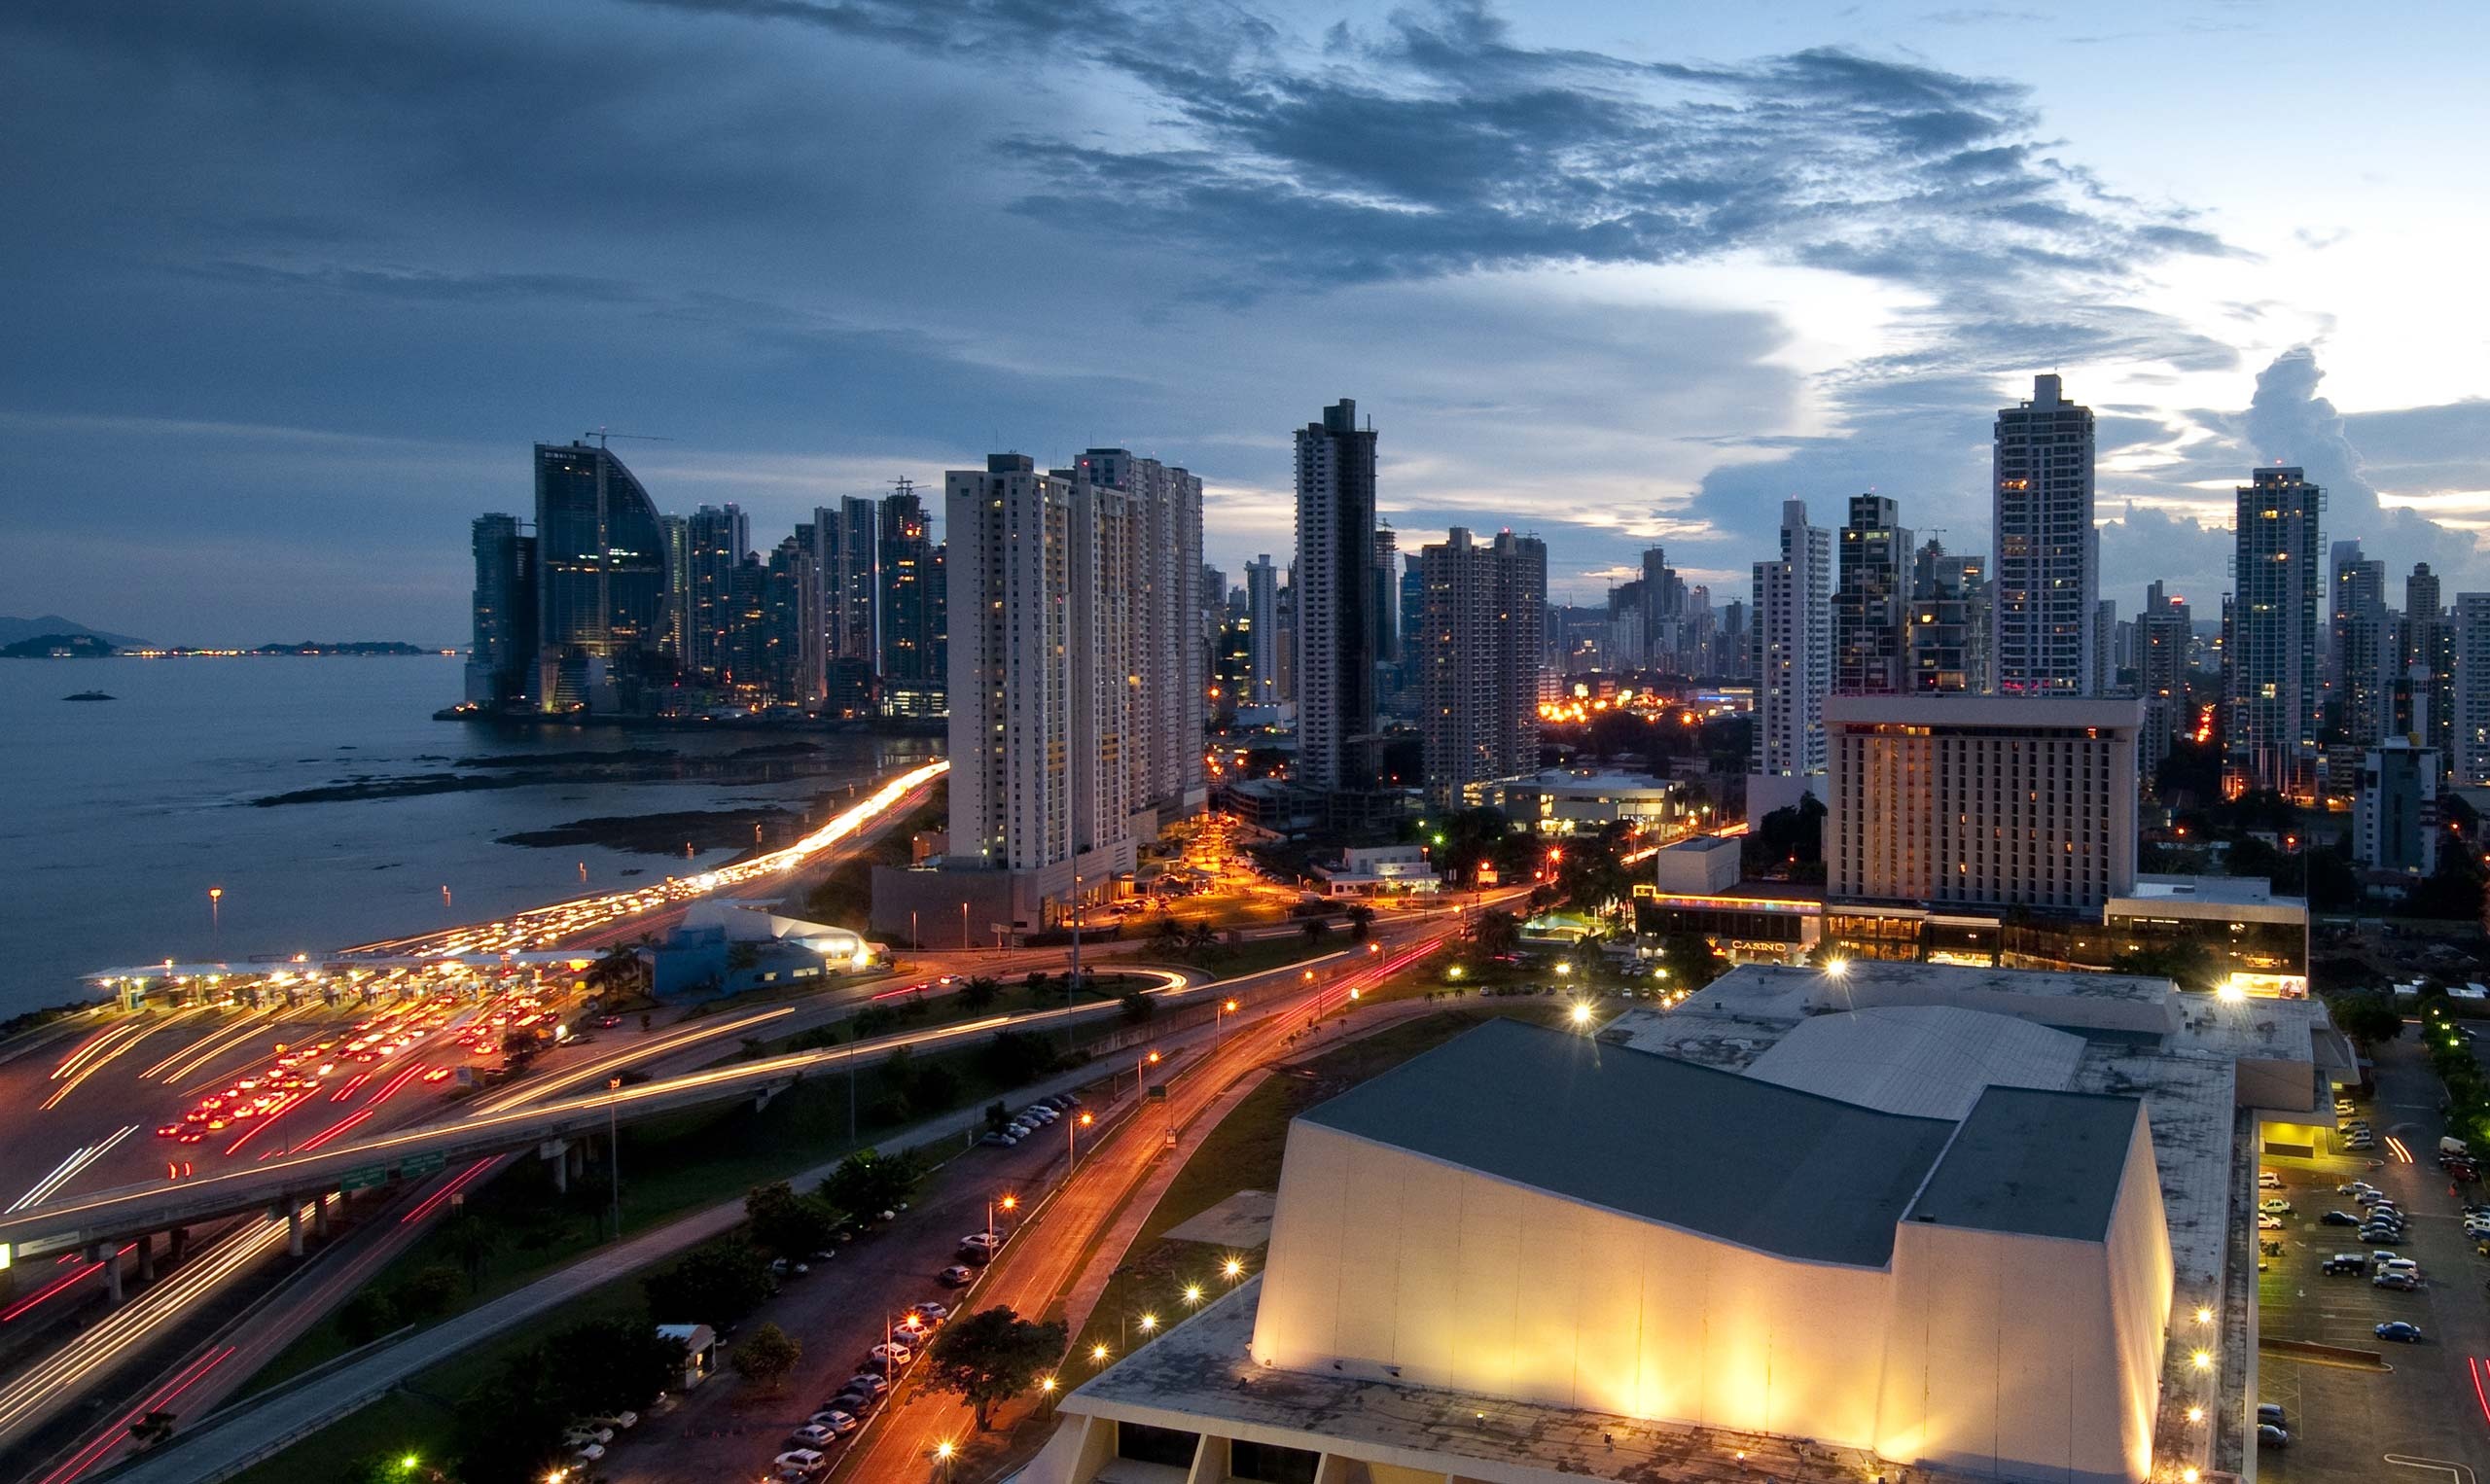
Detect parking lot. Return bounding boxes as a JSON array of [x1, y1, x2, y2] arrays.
[[2256, 1036, 2490, 1483]]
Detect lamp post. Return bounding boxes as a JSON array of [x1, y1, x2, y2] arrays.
[[208, 887, 223, 950], [1134, 1048, 1161, 1101], [986, 1191, 1016, 1247], [1216, 998, 1238, 1050], [961, 901, 970, 951], [1068, 1109, 1092, 1166], [607, 1076, 622, 1240]]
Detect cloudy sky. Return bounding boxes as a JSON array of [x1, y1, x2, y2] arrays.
[[6, 0, 2489, 644]]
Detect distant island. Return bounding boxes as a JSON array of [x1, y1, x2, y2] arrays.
[[240, 641, 436, 656], [4, 633, 118, 658], [3, 635, 445, 658]]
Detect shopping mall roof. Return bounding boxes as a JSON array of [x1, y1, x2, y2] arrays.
[[1299, 1018, 1958, 1267], [1744, 1004, 2087, 1120]]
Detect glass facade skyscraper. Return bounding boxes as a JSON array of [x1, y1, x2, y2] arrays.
[[532, 441, 666, 708]]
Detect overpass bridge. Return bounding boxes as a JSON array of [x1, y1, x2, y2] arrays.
[[0, 951, 1327, 1264]]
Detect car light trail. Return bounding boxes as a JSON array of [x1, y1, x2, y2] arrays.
[[402, 1155, 503, 1225], [0, 1219, 280, 1449], [2470, 1356, 2490, 1429], [34, 1343, 234, 1484], [467, 1006, 796, 1114], [49, 1020, 152, 1085], [42, 1021, 161, 1110], [9, 1126, 140, 1212], [220, 1091, 311, 1157], [0, 1244, 133, 1324], [148, 1010, 279, 1085], [329, 1071, 373, 1103], [2384, 1134, 2415, 1164], [295, 1064, 428, 1153]]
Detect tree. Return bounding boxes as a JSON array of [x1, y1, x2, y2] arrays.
[[439, 1214, 502, 1293], [2330, 994, 2406, 1048], [925, 1305, 1071, 1430], [1470, 908, 1523, 960], [746, 1182, 840, 1256], [1119, 989, 1156, 1024], [976, 1030, 1062, 1088], [819, 1147, 922, 1219], [1656, 932, 1726, 993], [450, 1352, 571, 1484], [1300, 914, 1332, 945], [545, 1314, 686, 1417], [338, 1288, 398, 1346], [396, 1264, 464, 1321], [1345, 904, 1375, 942], [958, 975, 1002, 1012], [586, 943, 648, 1004], [732, 1322, 801, 1392], [2110, 938, 2219, 994], [643, 1236, 774, 1325], [128, 1410, 177, 1451]]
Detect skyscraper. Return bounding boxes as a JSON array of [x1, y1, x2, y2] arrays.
[[1904, 538, 1980, 693], [879, 481, 941, 715], [2225, 466, 2322, 797], [1294, 399, 1378, 793], [1372, 526, 1400, 671], [1832, 494, 1911, 695], [940, 451, 1202, 923], [2136, 582, 2192, 780], [810, 496, 880, 678], [1417, 527, 1547, 806], [2401, 562, 2454, 765], [683, 503, 749, 685], [1991, 374, 2097, 694], [532, 441, 666, 710], [2330, 542, 2390, 743], [2455, 593, 2490, 786], [464, 513, 535, 706], [1640, 547, 1687, 670], [658, 512, 689, 664], [1244, 554, 1280, 706], [1751, 499, 1832, 791], [763, 533, 811, 704], [1070, 447, 1206, 829]]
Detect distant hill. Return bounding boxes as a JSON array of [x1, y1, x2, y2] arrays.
[[249, 641, 431, 655], [3, 633, 117, 658], [0, 615, 145, 649]]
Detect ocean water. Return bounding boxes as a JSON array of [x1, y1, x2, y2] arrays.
[[0, 656, 917, 1017]]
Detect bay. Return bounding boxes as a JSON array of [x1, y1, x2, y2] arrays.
[[0, 655, 923, 1018]]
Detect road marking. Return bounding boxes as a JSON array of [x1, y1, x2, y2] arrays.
[[2385, 1455, 2477, 1484]]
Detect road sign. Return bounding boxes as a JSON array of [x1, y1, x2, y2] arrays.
[[338, 1165, 387, 1193], [1148, 1083, 1168, 1102], [399, 1152, 446, 1178]]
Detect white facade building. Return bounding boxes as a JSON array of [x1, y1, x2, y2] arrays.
[[2454, 591, 2490, 785], [1750, 498, 1832, 785], [1071, 447, 1206, 833], [942, 454, 1140, 920], [1826, 693, 2142, 916], [1992, 373, 2098, 695]]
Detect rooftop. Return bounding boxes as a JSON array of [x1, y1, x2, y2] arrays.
[[1299, 1019, 1957, 1267], [1906, 1086, 2142, 1241], [1070, 1281, 2006, 1484], [1656, 834, 1739, 855], [1744, 1005, 2086, 1120]]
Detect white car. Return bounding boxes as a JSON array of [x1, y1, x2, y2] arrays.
[[908, 1300, 950, 1325], [808, 1408, 859, 1434], [869, 1342, 914, 1366], [788, 1423, 835, 1447], [589, 1411, 639, 1431], [563, 1426, 614, 1446], [574, 1442, 607, 1463], [775, 1448, 828, 1474]]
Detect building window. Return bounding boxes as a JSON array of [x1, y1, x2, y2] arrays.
[[1228, 1439, 1322, 1484], [1118, 1422, 1200, 1466]]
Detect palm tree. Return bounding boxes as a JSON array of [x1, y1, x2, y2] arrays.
[[1300, 915, 1332, 945], [440, 1214, 502, 1293], [1345, 904, 1375, 942]]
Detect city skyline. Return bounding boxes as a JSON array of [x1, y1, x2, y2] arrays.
[[10, 3, 2490, 642]]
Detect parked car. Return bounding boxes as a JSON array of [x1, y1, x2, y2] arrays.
[[980, 1131, 1019, 1148], [908, 1300, 950, 1325], [2259, 1197, 2293, 1216], [587, 1411, 639, 1431], [2374, 1271, 2420, 1290], [2258, 1214, 2284, 1230], [807, 1409, 859, 1434], [2259, 1403, 2287, 1428], [844, 1373, 890, 1397], [2321, 1210, 2359, 1226], [563, 1426, 614, 1447], [939, 1264, 976, 1287], [829, 1391, 873, 1416], [2258, 1424, 2291, 1449], [2321, 1254, 2367, 1275], [2259, 1171, 2284, 1188], [2355, 1189, 2393, 1206], [869, 1342, 913, 1366], [2376, 1321, 2425, 1342], [2361, 1228, 2402, 1244], [2339, 1182, 2378, 1196], [573, 1443, 607, 1464], [788, 1424, 836, 1447], [774, 1448, 829, 1475]]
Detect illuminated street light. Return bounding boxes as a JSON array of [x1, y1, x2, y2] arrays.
[[1040, 1375, 1057, 1393], [2186, 1405, 2205, 1424], [2189, 1349, 2212, 1371], [1823, 957, 1848, 978], [1183, 1283, 1204, 1305], [1138, 1312, 1158, 1333], [1222, 1256, 1245, 1281], [1090, 1342, 1111, 1362], [1569, 1003, 1593, 1027], [2192, 1305, 2213, 1325], [1553, 961, 1572, 977]]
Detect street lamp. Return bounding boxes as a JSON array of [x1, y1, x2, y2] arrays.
[[607, 1076, 623, 1240], [1134, 1048, 1160, 1100], [1569, 1002, 1593, 1028], [1221, 1256, 1245, 1282], [1068, 1108, 1093, 1165], [987, 1191, 1017, 1246], [1182, 1283, 1204, 1306], [1217, 998, 1238, 1049], [1089, 1342, 1111, 1364], [208, 887, 224, 948]]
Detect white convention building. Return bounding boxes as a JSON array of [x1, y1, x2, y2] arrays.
[[1019, 962, 2348, 1484]]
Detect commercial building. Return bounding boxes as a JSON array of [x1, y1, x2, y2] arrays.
[[1651, 832, 1740, 893], [1028, 966, 2352, 1484], [1904, 537, 1984, 693], [1485, 767, 1690, 836], [2356, 735, 2440, 875], [1826, 693, 2142, 918], [1417, 527, 1547, 806], [1832, 493, 1911, 694], [2224, 466, 2322, 796], [2135, 582, 2191, 778], [2400, 562, 2454, 766], [1294, 399, 1379, 794], [1243, 555, 1280, 706], [1749, 499, 1832, 814], [808, 495, 880, 714], [531, 440, 666, 711], [681, 503, 749, 686], [1991, 373, 2098, 695], [2102, 875, 2312, 997], [463, 513, 535, 706], [2457, 590, 2490, 785], [2330, 542, 2390, 744], [878, 482, 943, 716]]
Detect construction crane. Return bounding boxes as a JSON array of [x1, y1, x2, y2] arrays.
[[584, 427, 674, 448]]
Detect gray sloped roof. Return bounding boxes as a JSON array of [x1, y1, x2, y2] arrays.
[[1744, 1006, 2085, 1120], [1905, 1085, 2142, 1241], [1297, 1018, 1958, 1267]]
